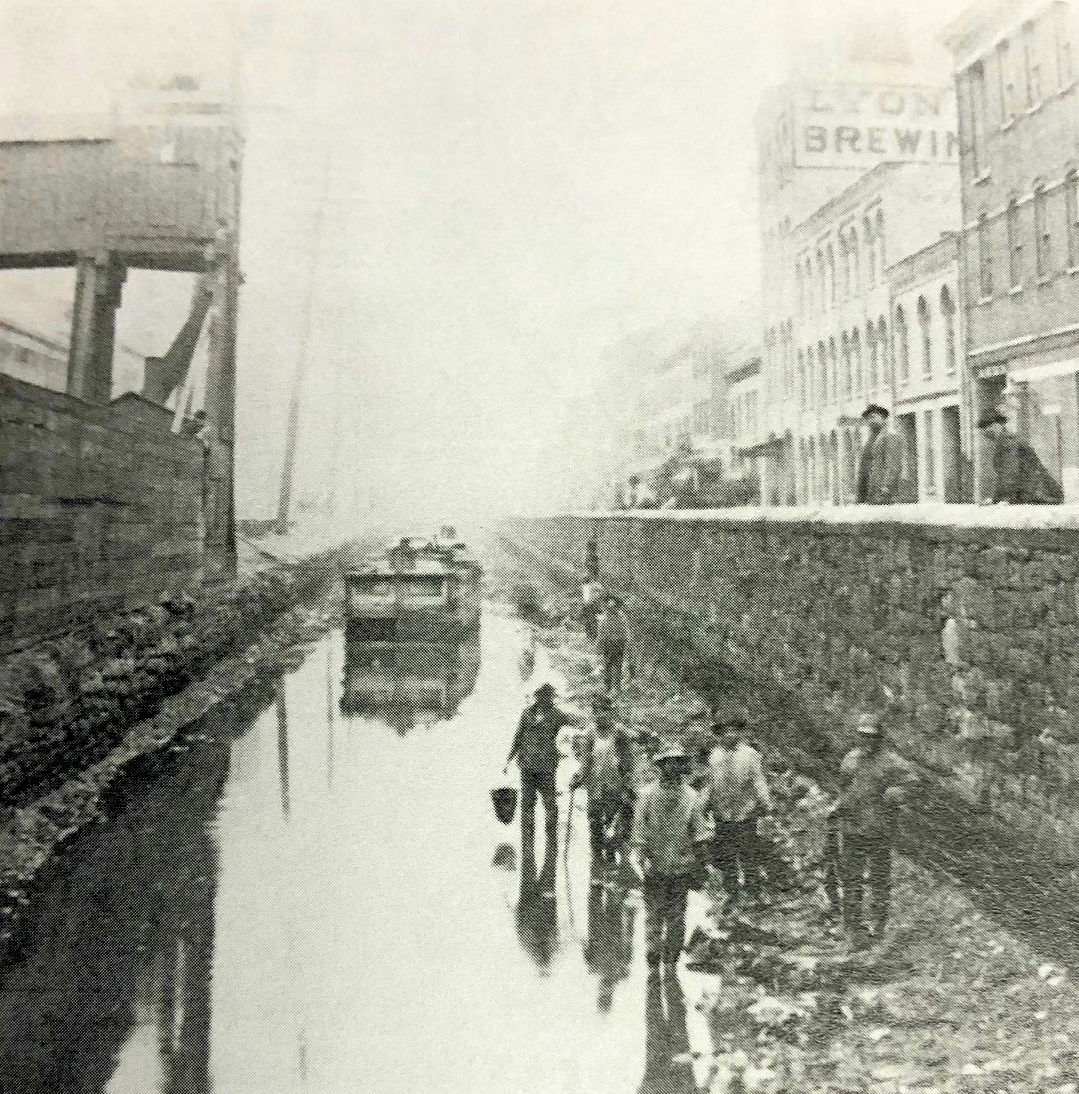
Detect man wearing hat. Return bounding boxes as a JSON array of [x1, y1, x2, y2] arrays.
[[629, 746, 712, 968], [836, 712, 917, 948], [704, 714, 773, 907], [571, 695, 635, 867], [856, 404, 906, 504], [507, 683, 576, 868], [977, 409, 1063, 504], [596, 594, 632, 693]]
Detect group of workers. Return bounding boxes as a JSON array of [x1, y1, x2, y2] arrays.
[[506, 668, 916, 970]]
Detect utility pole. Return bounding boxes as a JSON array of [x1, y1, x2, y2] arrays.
[[276, 141, 332, 535]]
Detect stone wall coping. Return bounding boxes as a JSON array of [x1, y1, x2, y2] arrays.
[[564, 504, 1079, 534]]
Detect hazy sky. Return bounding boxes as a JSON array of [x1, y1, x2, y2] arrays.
[[0, 0, 968, 526]]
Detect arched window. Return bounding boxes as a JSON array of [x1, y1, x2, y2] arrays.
[[848, 227, 860, 295], [1006, 197, 1021, 289], [866, 322, 877, 393], [863, 216, 875, 287], [978, 213, 993, 298], [851, 328, 863, 395], [838, 234, 849, 299], [941, 285, 957, 376], [877, 317, 888, 390], [807, 437, 817, 503], [828, 337, 838, 402], [874, 209, 885, 279], [1034, 181, 1051, 277], [815, 249, 824, 312], [841, 332, 851, 397], [805, 345, 815, 408], [818, 341, 827, 405], [826, 243, 836, 307], [917, 295, 932, 377], [1065, 170, 1079, 269], [895, 304, 909, 383]]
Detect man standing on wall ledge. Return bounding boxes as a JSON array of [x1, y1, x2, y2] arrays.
[[977, 410, 1064, 505], [856, 404, 905, 504]]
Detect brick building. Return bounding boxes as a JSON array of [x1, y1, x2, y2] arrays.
[[783, 163, 960, 505], [945, 0, 1079, 499], [888, 231, 967, 502]]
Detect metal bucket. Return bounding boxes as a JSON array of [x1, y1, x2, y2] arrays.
[[491, 785, 518, 825]]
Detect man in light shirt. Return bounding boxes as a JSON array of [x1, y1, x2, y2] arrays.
[[705, 714, 773, 907]]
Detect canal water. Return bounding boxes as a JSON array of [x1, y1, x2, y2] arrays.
[[0, 610, 715, 1094]]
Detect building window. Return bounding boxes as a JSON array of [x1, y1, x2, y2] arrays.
[[875, 209, 885, 279], [1035, 182, 1051, 277], [917, 295, 932, 378], [895, 304, 909, 383], [841, 332, 851, 397], [923, 409, 937, 496], [978, 213, 993, 298], [797, 349, 805, 408], [1066, 170, 1079, 267], [877, 317, 888, 390], [828, 337, 838, 403], [818, 341, 827, 405], [866, 322, 877, 392], [997, 40, 1016, 124], [826, 243, 836, 307], [1007, 197, 1022, 289], [941, 285, 957, 375], [848, 228, 860, 295], [851, 328, 862, 395], [1057, 1, 1074, 88], [968, 60, 988, 175], [1024, 20, 1043, 107]]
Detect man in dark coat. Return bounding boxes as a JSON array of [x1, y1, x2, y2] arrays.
[[977, 410, 1064, 504], [506, 683, 575, 874], [856, 404, 905, 504]]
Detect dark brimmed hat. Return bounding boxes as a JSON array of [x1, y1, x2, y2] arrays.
[[976, 409, 1007, 428], [534, 682, 557, 697], [862, 404, 890, 419], [653, 745, 688, 766]]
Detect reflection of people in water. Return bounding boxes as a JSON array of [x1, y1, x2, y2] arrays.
[[584, 868, 634, 1013], [515, 838, 558, 971], [639, 971, 695, 1094], [491, 843, 517, 872]]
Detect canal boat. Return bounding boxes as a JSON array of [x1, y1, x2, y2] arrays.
[[344, 533, 482, 642]]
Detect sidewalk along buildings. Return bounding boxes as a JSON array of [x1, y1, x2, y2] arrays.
[[945, 0, 1079, 500]]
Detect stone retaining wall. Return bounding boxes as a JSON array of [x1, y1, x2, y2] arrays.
[[505, 508, 1079, 863], [0, 373, 205, 651]]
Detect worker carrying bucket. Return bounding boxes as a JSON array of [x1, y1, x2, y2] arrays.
[[503, 682, 578, 865]]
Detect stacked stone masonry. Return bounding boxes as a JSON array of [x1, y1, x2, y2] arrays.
[[1, 372, 205, 652], [509, 509, 1079, 864]]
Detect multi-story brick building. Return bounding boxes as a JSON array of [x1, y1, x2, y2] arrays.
[[756, 30, 962, 504], [888, 231, 967, 502], [945, 0, 1079, 498], [786, 162, 960, 505]]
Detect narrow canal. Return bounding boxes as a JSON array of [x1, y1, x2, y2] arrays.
[[0, 610, 715, 1094]]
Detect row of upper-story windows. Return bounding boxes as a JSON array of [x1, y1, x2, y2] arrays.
[[729, 388, 760, 441], [975, 171, 1079, 297], [795, 208, 886, 319], [764, 320, 795, 397], [792, 285, 958, 412], [964, 2, 1075, 177]]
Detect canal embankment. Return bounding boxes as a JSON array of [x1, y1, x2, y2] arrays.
[[521, 580, 1079, 1093], [0, 539, 355, 961]]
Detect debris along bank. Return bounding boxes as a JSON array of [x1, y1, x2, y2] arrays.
[[0, 544, 348, 963], [528, 605, 1079, 1093]]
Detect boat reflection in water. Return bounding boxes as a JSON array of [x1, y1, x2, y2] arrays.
[[340, 637, 481, 728]]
